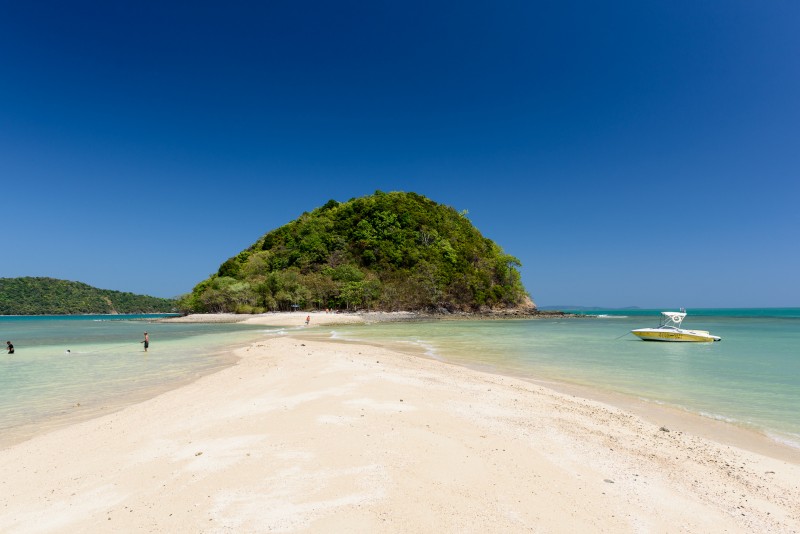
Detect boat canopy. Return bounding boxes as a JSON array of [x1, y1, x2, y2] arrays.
[[661, 311, 686, 325]]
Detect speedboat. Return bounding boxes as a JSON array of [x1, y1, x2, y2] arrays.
[[631, 310, 721, 342]]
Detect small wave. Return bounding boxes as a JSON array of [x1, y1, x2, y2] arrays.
[[642, 400, 740, 425], [596, 314, 628, 319], [328, 330, 359, 342], [698, 410, 741, 425], [416, 339, 440, 359], [765, 431, 800, 450], [260, 328, 287, 336], [395, 338, 444, 361]]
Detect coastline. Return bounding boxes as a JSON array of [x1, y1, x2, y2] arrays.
[[159, 309, 579, 326], [517, 374, 800, 465], [160, 311, 407, 326], [1, 316, 798, 531]]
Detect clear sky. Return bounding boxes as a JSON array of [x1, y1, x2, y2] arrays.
[[2, 1, 798, 308]]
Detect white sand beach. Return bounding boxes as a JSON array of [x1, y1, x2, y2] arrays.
[[1, 317, 798, 532], [163, 310, 415, 327]]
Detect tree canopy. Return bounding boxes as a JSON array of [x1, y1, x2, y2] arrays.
[[0, 277, 177, 315], [181, 191, 532, 313]]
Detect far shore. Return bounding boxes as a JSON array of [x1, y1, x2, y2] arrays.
[[160, 308, 579, 326], [1, 313, 798, 531], [160, 310, 410, 326]]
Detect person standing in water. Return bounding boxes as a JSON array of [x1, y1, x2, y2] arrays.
[[141, 332, 149, 352], [6, 341, 13, 354]]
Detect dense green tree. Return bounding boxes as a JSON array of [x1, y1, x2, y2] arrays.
[[0, 277, 176, 315], [180, 191, 532, 313]]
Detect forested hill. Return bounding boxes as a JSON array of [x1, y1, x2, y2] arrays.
[[0, 277, 177, 315], [181, 191, 533, 313]]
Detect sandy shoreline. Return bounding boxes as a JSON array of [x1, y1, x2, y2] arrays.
[[160, 311, 420, 327], [1, 321, 799, 532]]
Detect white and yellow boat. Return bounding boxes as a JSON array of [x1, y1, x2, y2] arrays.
[[631, 310, 721, 342]]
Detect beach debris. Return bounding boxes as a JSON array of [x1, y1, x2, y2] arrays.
[[195, 451, 203, 457], [659, 426, 670, 432], [604, 479, 614, 484]]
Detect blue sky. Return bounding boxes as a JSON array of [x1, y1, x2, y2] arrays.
[[2, 1, 798, 308]]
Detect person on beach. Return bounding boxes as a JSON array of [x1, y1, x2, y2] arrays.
[[141, 332, 149, 352], [6, 341, 14, 354], [305, 315, 310, 326]]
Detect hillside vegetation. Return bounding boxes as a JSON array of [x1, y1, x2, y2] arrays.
[[181, 191, 532, 313], [0, 277, 177, 315]]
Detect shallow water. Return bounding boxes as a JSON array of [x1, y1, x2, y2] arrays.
[[320, 310, 800, 447], [3, 310, 799, 451], [0, 315, 272, 445]]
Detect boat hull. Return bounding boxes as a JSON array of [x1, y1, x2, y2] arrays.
[[631, 328, 721, 342]]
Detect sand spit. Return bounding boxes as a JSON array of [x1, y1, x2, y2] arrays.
[[0, 335, 798, 532], [161, 309, 573, 327], [161, 311, 418, 327]]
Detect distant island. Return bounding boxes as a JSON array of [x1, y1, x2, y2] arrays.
[[180, 191, 534, 314], [0, 277, 177, 315]]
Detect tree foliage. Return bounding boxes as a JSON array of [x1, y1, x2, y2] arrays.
[[0, 277, 177, 315], [180, 191, 530, 313]]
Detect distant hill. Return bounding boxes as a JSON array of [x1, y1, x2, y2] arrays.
[[0, 277, 177, 315], [181, 191, 533, 313]]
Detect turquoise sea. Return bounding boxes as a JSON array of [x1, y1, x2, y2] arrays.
[[0, 315, 272, 446], [317, 308, 800, 448], [2, 309, 799, 451]]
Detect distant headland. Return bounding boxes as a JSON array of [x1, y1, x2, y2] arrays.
[[0, 277, 177, 315]]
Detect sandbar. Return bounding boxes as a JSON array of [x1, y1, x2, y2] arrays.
[[0, 320, 798, 532], [161, 310, 415, 326]]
